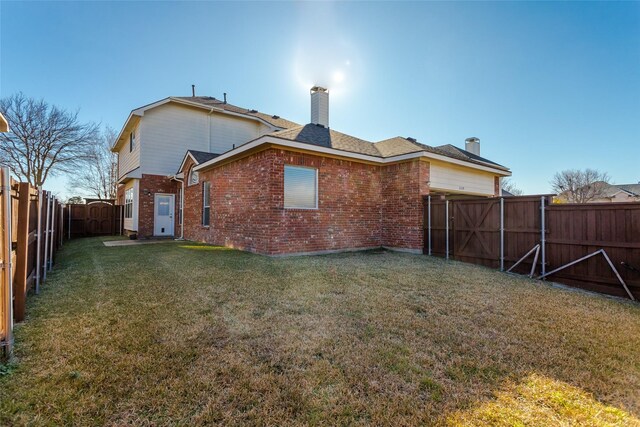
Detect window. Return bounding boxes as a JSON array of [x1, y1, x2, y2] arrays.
[[202, 181, 210, 226], [284, 165, 317, 209], [189, 168, 199, 186], [124, 188, 134, 219], [129, 131, 135, 152]]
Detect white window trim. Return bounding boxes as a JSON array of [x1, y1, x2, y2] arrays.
[[284, 165, 318, 210], [124, 188, 134, 219], [189, 168, 199, 186]]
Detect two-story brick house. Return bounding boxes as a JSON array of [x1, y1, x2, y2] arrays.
[[112, 95, 298, 238], [113, 87, 511, 255]]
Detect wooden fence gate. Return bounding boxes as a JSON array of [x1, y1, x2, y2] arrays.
[[424, 195, 640, 300], [64, 200, 122, 238]]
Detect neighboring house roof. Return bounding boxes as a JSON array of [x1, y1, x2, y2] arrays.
[[177, 149, 221, 174], [558, 181, 640, 201], [112, 96, 300, 151], [618, 183, 640, 197], [502, 189, 515, 197], [0, 112, 8, 132]]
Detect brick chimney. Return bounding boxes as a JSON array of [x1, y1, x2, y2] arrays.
[[465, 137, 480, 156], [310, 86, 329, 127]]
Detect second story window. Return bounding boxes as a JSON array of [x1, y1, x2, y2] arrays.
[[129, 131, 135, 152]]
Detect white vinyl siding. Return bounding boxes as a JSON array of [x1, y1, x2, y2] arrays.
[[118, 123, 140, 179], [284, 165, 318, 209], [429, 162, 495, 196], [140, 104, 269, 177]]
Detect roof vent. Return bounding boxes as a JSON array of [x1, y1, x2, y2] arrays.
[[249, 109, 258, 113], [406, 137, 417, 142], [272, 115, 280, 119]]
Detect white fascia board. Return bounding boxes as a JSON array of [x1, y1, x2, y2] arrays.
[[168, 97, 280, 130], [194, 136, 511, 176], [112, 112, 143, 152], [177, 151, 199, 174]]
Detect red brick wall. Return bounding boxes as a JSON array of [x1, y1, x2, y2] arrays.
[[137, 174, 179, 238], [381, 160, 430, 250], [182, 148, 430, 255], [183, 150, 275, 253], [268, 150, 383, 255]]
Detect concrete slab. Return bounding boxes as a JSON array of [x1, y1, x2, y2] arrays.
[[103, 239, 175, 247]]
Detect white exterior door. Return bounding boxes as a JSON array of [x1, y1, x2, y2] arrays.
[[154, 194, 175, 236]]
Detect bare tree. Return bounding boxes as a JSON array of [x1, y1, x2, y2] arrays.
[[500, 178, 524, 196], [70, 126, 118, 200], [0, 93, 99, 186], [66, 196, 85, 204], [551, 168, 610, 203]]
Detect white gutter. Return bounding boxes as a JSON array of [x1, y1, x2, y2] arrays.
[[194, 136, 511, 176], [167, 174, 185, 240]]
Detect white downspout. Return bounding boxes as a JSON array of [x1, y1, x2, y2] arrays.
[[167, 175, 185, 240], [208, 107, 214, 152]]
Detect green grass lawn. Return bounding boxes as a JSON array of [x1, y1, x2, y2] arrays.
[[1, 237, 639, 426]]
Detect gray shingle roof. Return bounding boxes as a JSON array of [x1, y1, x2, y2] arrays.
[[433, 144, 508, 170], [187, 150, 219, 164], [173, 96, 299, 129], [618, 183, 640, 196], [268, 126, 508, 171], [271, 124, 382, 157]]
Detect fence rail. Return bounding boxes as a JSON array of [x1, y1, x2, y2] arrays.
[[424, 195, 640, 300], [0, 168, 62, 357]]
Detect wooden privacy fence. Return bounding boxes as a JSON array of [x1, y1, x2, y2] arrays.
[[0, 167, 62, 357], [424, 195, 640, 300], [63, 199, 122, 239]]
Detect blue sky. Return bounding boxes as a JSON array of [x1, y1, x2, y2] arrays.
[[1, 1, 639, 197]]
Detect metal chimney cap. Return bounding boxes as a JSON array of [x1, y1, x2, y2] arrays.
[[465, 137, 480, 143], [310, 86, 328, 93]]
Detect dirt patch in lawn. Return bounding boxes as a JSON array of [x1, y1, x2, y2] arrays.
[[1, 238, 639, 426]]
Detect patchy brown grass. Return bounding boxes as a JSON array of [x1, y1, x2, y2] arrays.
[[1, 237, 639, 426]]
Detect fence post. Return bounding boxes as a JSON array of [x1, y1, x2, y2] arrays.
[[35, 186, 43, 294], [59, 204, 63, 247], [13, 183, 31, 322], [48, 197, 55, 271], [500, 197, 504, 271], [67, 205, 71, 240], [540, 196, 546, 278], [427, 195, 432, 256], [1, 168, 13, 356], [42, 192, 50, 281], [445, 200, 450, 260]]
